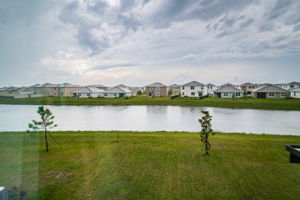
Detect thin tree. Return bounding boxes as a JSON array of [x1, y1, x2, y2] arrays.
[[28, 106, 57, 152], [198, 110, 214, 155]]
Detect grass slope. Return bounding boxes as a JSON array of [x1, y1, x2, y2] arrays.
[[1, 96, 300, 110], [0, 131, 300, 200]]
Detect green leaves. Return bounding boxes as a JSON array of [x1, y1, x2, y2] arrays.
[[199, 110, 214, 155]]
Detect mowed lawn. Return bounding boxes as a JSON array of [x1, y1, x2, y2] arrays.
[[1, 131, 300, 200], [1, 96, 300, 110]]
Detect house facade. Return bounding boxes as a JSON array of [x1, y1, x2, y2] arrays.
[[72, 87, 104, 98], [251, 84, 290, 99], [181, 81, 206, 97], [146, 82, 168, 97], [205, 83, 218, 96], [240, 82, 259, 94], [213, 84, 244, 98], [168, 84, 181, 96], [57, 83, 82, 97], [290, 88, 300, 98], [35, 83, 59, 96], [103, 87, 132, 98]]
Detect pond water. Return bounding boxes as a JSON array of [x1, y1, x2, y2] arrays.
[[0, 104, 299, 135]]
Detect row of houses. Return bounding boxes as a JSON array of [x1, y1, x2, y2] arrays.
[[1, 81, 299, 99], [144, 81, 300, 99]]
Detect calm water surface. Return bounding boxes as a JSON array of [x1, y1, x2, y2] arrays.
[[0, 104, 299, 135]]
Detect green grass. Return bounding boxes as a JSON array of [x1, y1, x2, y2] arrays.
[[1, 131, 300, 200], [1, 96, 300, 110]]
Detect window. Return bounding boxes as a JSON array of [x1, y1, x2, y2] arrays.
[[182, 86, 185, 90], [224, 93, 228, 96], [113, 94, 117, 97], [87, 93, 90, 97], [269, 93, 274, 97], [155, 87, 160, 91], [201, 87, 203, 90], [295, 92, 297, 96], [104, 93, 107, 96], [281, 93, 286, 96], [236, 93, 240, 96], [182, 92, 185, 96], [191, 86, 194, 90], [156, 92, 160, 96], [191, 92, 195, 96]]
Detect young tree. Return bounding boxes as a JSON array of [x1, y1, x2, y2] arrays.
[[198, 110, 214, 155], [28, 106, 57, 152]]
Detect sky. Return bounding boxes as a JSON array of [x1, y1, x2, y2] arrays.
[[0, 0, 300, 87]]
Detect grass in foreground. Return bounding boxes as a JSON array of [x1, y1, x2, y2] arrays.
[[1, 96, 300, 110], [0, 131, 300, 200]]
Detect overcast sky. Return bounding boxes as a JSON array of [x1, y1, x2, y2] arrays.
[[1, 0, 300, 87]]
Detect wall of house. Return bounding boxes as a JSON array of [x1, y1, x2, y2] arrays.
[[74, 92, 102, 98], [252, 92, 289, 98], [290, 91, 300, 98], [205, 86, 218, 96], [146, 87, 168, 97], [181, 85, 207, 97], [60, 87, 82, 97], [103, 92, 132, 98], [214, 92, 243, 98]]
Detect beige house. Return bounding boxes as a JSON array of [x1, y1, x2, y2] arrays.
[[251, 84, 290, 99], [57, 83, 82, 97], [168, 84, 181, 96], [146, 82, 168, 97], [35, 83, 59, 96]]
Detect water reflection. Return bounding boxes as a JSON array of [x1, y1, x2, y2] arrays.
[[0, 105, 299, 135]]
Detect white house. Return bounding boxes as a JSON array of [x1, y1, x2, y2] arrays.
[[181, 81, 207, 97], [72, 87, 104, 98], [103, 87, 132, 98], [290, 87, 300, 98], [213, 83, 244, 98], [205, 83, 219, 96]]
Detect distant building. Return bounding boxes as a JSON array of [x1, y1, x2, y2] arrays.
[[57, 83, 82, 97], [213, 83, 244, 98], [290, 88, 300, 98], [146, 82, 168, 97], [240, 82, 259, 94], [181, 81, 206, 97], [72, 87, 104, 98], [35, 83, 59, 96], [168, 84, 181, 96], [87, 84, 108, 91], [103, 87, 132, 98], [205, 83, 219, 96], [251, 84, 290, 99]]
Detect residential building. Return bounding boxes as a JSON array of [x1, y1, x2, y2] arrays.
[[240, 82, 259, 94], [168, 84, 181, 96], [290, 88, 300, 98], [35, 83, 59, 96], [87, 84, 108, 91], [72, 87, 104, 98], [205, 83, 219, 96], [251, 84, 290, 99], [57, 83, 82, 97], [146, 82, 168, 97], [213, 83, 244, 98], [103, 87, 132, 98], [181, 81, 206, 97]]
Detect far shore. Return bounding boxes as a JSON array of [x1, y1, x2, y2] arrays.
[[1, 96, 300, 111]]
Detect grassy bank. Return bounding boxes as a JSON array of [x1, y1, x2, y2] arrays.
[[1, 96, 300, 110], [0, 131, 300, 200]]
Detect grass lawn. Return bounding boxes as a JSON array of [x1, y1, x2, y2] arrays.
[[0, 131, 300, 200], [1, 96, 300, 110]]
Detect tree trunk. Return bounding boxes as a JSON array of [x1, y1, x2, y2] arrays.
[[44, 128, 49, 152]]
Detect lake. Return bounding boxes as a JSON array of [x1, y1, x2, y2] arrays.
[[0, 104, 299, 135]]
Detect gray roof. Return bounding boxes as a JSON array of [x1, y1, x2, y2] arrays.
[[241, 82, 256, 86], [115, 84, 127, 88], [183, 81, 205, 87], [73, 87, 104, 94], [291, 87, 300, 92], [214, 84, 243, 93], [36, 83, 58, 88], [206, 83, 216, 86], [168, 84, 181, 87], [87, 84, 108, 88], [253, 84, 289, 93], [146, 82, 166, 87], [58, 83, 81, 88], [18, 84, 39, 94], [104, 87, 132, 94]]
